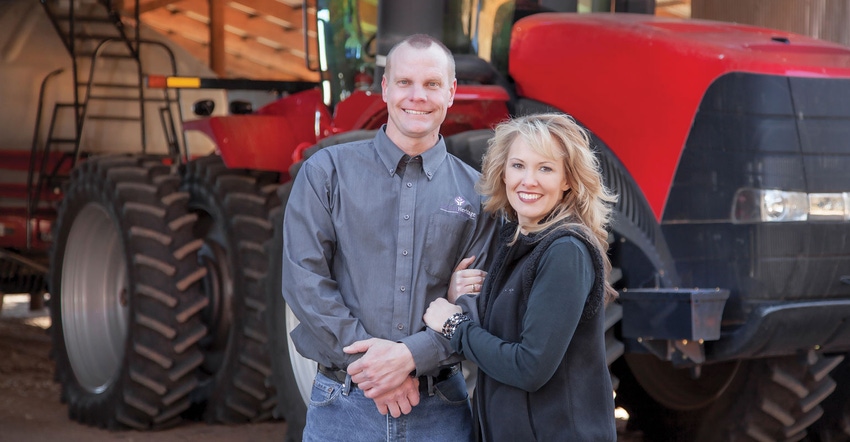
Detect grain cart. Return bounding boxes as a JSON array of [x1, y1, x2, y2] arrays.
[[7, 0, 850, 441], [0, 0, 237, 429]]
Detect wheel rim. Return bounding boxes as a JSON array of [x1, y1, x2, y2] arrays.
[[197, 239, 234, 373], [61, 203, 129, 393], [285, 304, 315, 403], [625, 353, 741, 411]]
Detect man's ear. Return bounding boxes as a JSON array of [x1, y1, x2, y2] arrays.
[[381, 75, 388, 102], [447, 78, 457, 107]]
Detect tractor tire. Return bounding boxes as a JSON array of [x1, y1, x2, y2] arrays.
[[619, 351, 842, 441], [443, 129, 493, 171], [180, 155, 280, 423], [805, 354, 850, 441], [49, 156, 208, 430], [265, 130, 396, 440], [265, 181, 308, 442]]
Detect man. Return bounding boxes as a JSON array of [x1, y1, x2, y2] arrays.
[[282, 34, 496, 441]]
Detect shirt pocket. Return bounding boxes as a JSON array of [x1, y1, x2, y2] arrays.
[[424, 211, 469, 279]]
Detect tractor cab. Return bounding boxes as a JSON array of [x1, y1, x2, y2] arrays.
[[183, 0, 512, 175]]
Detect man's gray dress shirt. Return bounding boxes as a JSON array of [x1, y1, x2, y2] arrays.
[[282, 127, 497, 376]]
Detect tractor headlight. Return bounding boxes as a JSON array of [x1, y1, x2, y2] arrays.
[[808, 193, 849, 220], [731, 188, 850, 223]]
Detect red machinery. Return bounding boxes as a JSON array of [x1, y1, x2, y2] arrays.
[[5, 1, 850, 441]]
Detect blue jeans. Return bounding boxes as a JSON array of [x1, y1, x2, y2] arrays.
[[303, 370, 473, 442]]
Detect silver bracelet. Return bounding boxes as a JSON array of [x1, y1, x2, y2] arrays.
[[441, 312, 471, 339]]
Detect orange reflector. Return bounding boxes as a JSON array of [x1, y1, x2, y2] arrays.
[[166, 77, 202, 88], [146, 76, 201, 89], [146, 75, 167, 88]]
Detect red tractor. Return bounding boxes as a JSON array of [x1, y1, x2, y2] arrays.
[[4, 0, 850, 441]]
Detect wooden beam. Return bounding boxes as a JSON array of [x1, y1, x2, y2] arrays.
[[175, 0, 307, 57], [220, 30, 317, 80], [142, 8, 318, 80], [230, 0, 307, 27], [209, 0, 225, 76], [158, 30, 303, 80], [127, 0, 186, 14]]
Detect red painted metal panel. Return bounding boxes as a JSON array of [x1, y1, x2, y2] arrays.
[[329, 85, 511, 137], [183, 115, 297, 173], [185, 89, 332, 172], [257, 88, 332, 142], [509, 13, 850, 219], [192, 84, 510, 173], [330, 90, 388, 133], [446, 85, 512, 134], [0, 150, 72, 173], [0, 150, 67, 250], [0, 183, 61, 203], [0, 209, 52, 251]]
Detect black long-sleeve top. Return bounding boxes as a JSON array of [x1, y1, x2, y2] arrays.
[[451, 226, 616, 441]]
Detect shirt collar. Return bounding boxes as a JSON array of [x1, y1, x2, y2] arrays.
[[375, 125, 446, 180]]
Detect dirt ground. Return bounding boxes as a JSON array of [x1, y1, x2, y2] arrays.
[[0, 294, 642, 441], [0, 295, 288, 442]]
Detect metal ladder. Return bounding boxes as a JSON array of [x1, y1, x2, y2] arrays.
[[29, 0, 186, 240]]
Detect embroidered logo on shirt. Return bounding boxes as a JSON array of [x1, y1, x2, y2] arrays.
[[440, 196, 477, 219]]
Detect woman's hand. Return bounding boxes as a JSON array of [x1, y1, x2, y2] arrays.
[[447, 256, 488, 303], [424, 298, 463, 333]]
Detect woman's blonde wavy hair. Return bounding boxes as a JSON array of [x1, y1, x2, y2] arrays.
[[478, 113, 619, 299]]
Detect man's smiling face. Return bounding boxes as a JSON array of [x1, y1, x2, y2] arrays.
[[382, 42, 456, 155]]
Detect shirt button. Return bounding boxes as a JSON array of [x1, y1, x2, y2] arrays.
[[400, 286, 406, 292], [406, 182, 412, 188], [397, 323, 405, 330], [403, 214, 410, 220], [402, 250, 408, 256]]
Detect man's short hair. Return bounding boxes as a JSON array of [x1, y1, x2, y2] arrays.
[[385, 34, 456, 80]]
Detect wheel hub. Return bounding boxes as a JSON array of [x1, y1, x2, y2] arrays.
[[61, 203, 129, 394]]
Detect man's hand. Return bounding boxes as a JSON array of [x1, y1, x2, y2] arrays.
[[343, 338, 416, 399], [369, 376, 421, 417]]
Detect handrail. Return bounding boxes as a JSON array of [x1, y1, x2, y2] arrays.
[[26, 68, 65, 250], [74, 37, 125, 163], [76, 36, 185, 163], [139, 39, 187, 162]]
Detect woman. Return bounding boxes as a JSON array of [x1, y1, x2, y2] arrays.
[[424, 113, 618, 441]]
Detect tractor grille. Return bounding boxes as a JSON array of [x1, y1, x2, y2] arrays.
[[664, 72, 850, 304]]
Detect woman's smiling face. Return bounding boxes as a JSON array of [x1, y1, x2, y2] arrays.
[[503, 137, 569, 231]]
